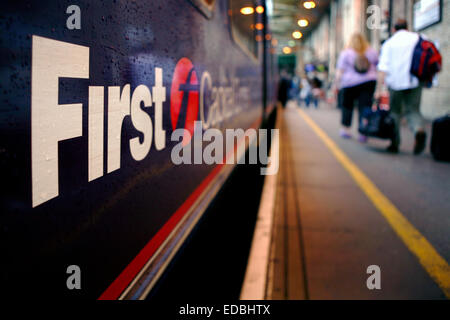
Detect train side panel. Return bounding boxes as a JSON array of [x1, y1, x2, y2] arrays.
[[0, 0, 264, 299]]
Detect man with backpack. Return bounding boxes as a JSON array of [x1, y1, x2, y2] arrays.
[[376, 19, 441, 155]]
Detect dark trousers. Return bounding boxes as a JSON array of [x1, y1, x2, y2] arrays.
[[389, 86, 424, 147], [302, 93, 318, 108], [341, 81, 376, 128]]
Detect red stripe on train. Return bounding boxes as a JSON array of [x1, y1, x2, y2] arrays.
[[98, 163, 224, 300]]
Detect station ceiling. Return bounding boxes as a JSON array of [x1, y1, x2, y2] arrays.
[[269, 0, 331, 52]]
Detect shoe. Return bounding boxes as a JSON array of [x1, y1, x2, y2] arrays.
[[414, 131, 427, 155], [340, 129, 352, 139], [386, 144, 399, 154], [358, 135, 368, 144]]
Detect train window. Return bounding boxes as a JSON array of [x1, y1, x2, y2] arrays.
[[229, 0, 259, 60], [189, 0, 216, 18]]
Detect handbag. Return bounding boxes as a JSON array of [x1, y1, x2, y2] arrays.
[[359, 102, 395, 140]]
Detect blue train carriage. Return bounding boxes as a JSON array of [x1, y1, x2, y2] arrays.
[[0, 0, 277, 299]]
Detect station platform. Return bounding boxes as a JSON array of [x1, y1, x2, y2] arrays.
[[241, 102, 450, 300]]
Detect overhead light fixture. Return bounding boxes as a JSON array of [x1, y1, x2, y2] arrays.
[[292, 31, 303, 39], [298, 19, 309, 27], [283, 46, 292, 54], [255, 23, 264, 30], [240, 7, 254, 15], [255, 5, 264, 14], [303, 1, 316, 9]]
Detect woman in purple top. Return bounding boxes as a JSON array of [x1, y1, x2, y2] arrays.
[[335, 33, 378, 141]]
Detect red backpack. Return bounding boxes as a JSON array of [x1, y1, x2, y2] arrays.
[[410, 36, 442, 87]]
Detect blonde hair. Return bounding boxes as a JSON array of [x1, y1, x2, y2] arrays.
[[348, 33, 369, 55]]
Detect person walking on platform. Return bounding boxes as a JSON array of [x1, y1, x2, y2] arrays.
[[298, 75, 312, 107], [278, 70, 291, 108], [334, 33, 378, 142], [310, 76, 322, 109], [376, 19, 427, 155]]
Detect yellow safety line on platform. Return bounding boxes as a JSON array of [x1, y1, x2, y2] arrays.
[[298, 109, 450, 298]]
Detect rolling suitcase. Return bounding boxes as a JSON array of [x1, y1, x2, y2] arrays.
[[431, 115, 450, 162]]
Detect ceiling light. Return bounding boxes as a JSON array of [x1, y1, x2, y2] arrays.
[[292, 31, 303, 39], [298, 19, 309, 27], [304, 1, 316, 9], [283, 46, 292, 54], [240, 7, 254, 15]]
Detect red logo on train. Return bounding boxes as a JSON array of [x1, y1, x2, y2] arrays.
[[170, 58, 200, 145]]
